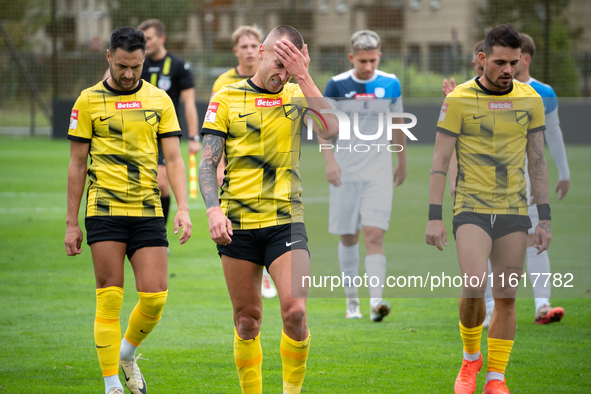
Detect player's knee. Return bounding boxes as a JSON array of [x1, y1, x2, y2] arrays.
[[235, 308, 262, 338], [281, 303, 306, 328], [363, 229, 384, 249], [461, 286, 486, 299], [138, 290, 168, 319], [96, 286, 124, 319], [493, 297, 516, 309]]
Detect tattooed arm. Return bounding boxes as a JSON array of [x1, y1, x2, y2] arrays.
[[199, 134, 233, 245], [527, 130, 552, 254]]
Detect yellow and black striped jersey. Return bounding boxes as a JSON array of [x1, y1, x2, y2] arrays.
[[211, 68, 253, 96], [437, 78, 545, 216], [68, 80, 181, 217], [202, 79, 307, 230]]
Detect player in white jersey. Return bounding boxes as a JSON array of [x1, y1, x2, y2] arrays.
[[318, 30, 407, 322]]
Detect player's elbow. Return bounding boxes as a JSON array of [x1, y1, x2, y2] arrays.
[[320, 120, 339, 140]]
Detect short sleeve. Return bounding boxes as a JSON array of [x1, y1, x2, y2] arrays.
[[324, 78, 337, 98], [390, 96, 403, 113], [177, 61, 195, 91], [436, 96, 462, 137], [528, 94, 546, 134], [201, 91, 229, 138], [67, 92, 93, 142], [158, 94, 181, 138]]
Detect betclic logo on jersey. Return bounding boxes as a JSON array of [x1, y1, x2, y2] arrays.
[[255, 98, 283, 107], [115, 101, 142, 110], [488, 101, 513, 110]]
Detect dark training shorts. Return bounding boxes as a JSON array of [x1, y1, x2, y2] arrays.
[[217, 222, 309, 270], [85, 216, 168, 259], [452, 212, 532, 241]]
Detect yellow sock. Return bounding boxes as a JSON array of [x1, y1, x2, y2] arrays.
[[459, 321, 482, 355], [280, 330, 311, 394], [95, 286, 124, 377], [234, 329, 263, 394], [487, 337, 514, 374], [124, 290, 167, 347]]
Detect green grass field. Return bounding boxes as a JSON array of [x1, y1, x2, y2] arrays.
[[1, 137, 590, 393]]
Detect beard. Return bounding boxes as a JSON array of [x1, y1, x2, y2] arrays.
[[485, 70, 512, 91], [109, 65, 136, 91]]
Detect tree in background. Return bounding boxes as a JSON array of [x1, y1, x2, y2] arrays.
[[106, 0, 193, 39], [480, 0, 580, 97]]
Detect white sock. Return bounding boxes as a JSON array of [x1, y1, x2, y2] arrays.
[[339, 242, 360, 299], [104, 374, 123, 394], [463, 349, 480, 361], [120, 337, 137, 361], [526, 246, 551, 312], [364, 254, 387, 307], [486, 371, 504, 383], [484, 259, 494, 314]]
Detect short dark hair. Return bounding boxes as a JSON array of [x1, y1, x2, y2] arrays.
[[472, 40, 484, 60], [267, 25, 304, 50], [138, 19, 166, 37], [520, 33, 536, 57], [483, 24, 521, 55], [110, 27, 146, 53]]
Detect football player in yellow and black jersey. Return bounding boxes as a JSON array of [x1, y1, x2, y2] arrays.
[[104, 19, 200, 227], [211, 25, 262, 97], [65, 27, 192, 394], [198, 25, 337, 394], [425, 25, 552, 394], [210, 25, 280, 300]]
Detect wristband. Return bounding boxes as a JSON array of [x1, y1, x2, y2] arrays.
[[537, 203, 551, 221], [190, 135, 201, 142], [429, 204, 443, 220]]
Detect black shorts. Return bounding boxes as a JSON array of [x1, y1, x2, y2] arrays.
[[85, 216, 168, 259], [452, 212, 532, 241], [217, 223, 309, 270]]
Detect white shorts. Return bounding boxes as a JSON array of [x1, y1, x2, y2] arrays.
[[528, 203, 538, 235], [328, 180, 393, 235]]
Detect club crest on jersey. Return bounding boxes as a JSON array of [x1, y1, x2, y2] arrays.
[[144, 110, 158, 126], [158, 76, 171, 91], [255, 98, 283, 107], [354, 93, 375, 101], [69, 110, 79, 130], [488, 101, 513, 110], [204, 102, 219, 123], [374, 87, 386, 98], [116, 101, 142, 110], [283, 104, 302, 121], [515, 110, 529, 126]]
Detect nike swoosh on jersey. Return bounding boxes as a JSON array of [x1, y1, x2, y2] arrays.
[[472, 114, 488, 119], [238, 112, 255, 118], [286, 240, 302, 247], [100, 115, 116, 121]]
